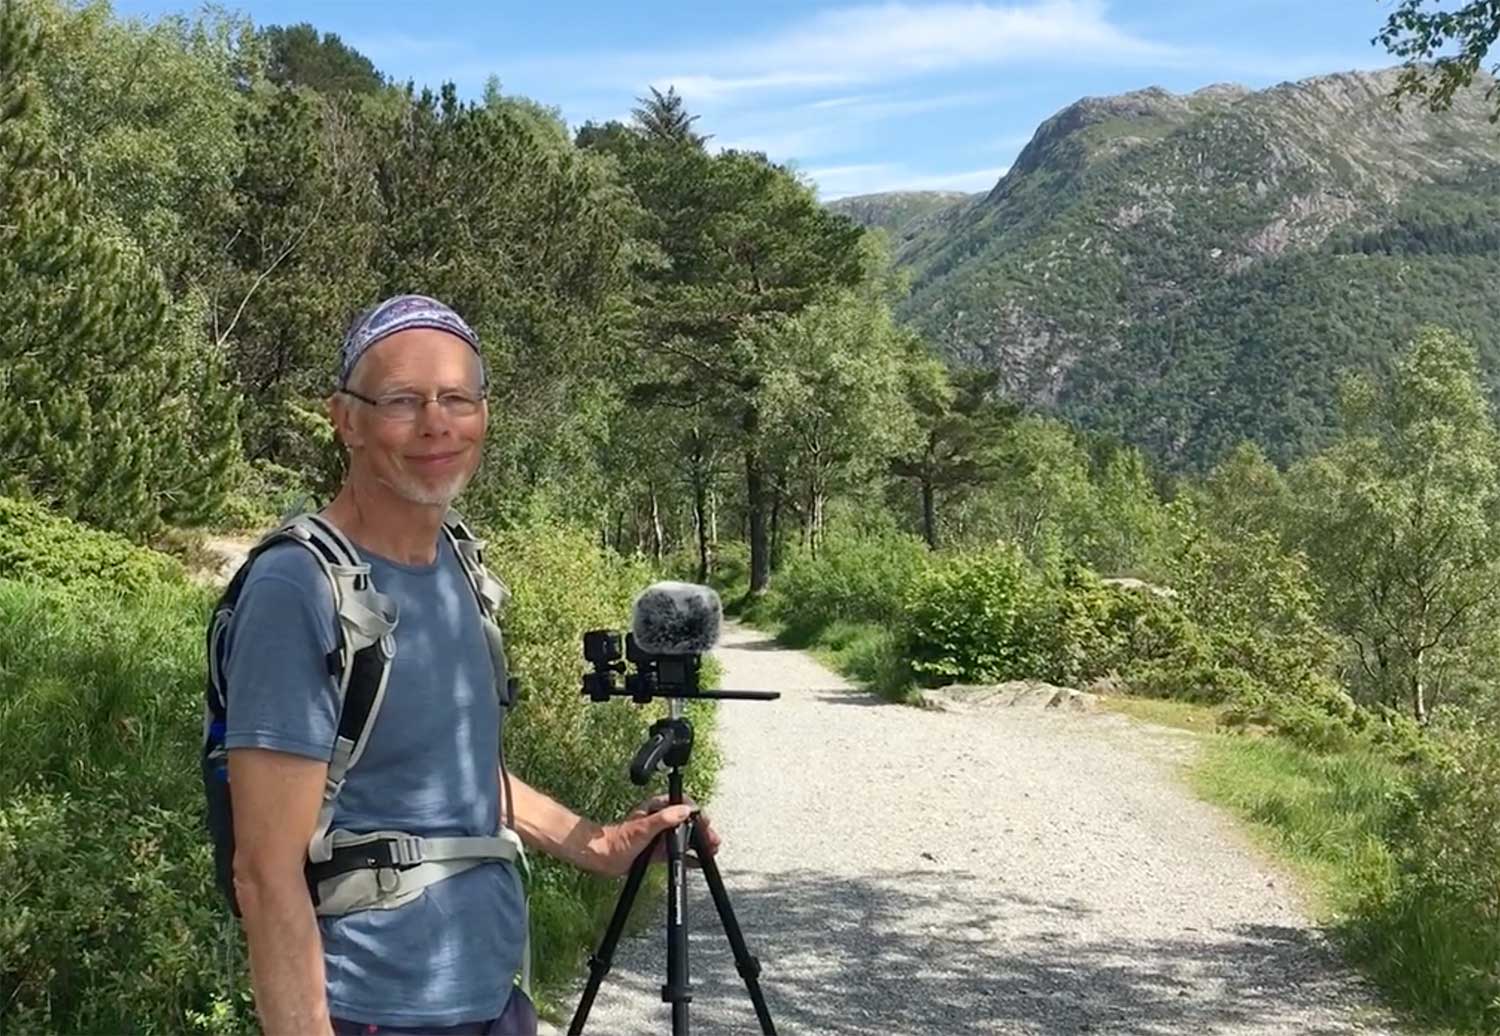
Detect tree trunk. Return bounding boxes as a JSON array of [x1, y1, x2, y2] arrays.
[[769, 479, 785, 572], [747, 451, 769, 594], [649, 483, 665, 562], [708, 488, 719, 573], [744, 405, 769, 594], [1412, 648, 1428, 724], [810, 487, 827, 557], [921, 477, 939, 550], [693, 479, 711, 583]]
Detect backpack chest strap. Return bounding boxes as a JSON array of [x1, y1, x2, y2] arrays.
[[307, 827, 525, 916]]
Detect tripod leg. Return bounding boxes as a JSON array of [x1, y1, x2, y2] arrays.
[[665, 814, 692, 1035], [568, 830, 664, 1036], [691, 822, 777, 1035]]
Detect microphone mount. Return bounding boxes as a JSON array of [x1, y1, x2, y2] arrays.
[[581, 629, 779, 705]]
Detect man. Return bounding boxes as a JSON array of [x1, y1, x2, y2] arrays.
[[224, 294, 717, 1036]]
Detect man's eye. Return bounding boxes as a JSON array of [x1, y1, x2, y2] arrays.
[[381, 395, 424, 409]]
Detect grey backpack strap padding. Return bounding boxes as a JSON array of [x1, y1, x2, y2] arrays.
[[311, 827, 524, 917], [323, 830, 520, 868], [438, 510, 532, 994], [443, 509, 511, 617], [272, 513, 401, 869], [315, 860, 485, 917]]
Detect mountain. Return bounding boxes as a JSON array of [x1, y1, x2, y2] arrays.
[[877, 69, 1500, 471], [827, 190, 978, 243]]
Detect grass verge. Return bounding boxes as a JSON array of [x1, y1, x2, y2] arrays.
[[1123, 707, 1493, 1034]]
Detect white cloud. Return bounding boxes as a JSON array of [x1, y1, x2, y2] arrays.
[[753, 0, 1179, 82], [510, 1, 1189, 107], [710, 89, 1008, 161], [649, 72, 852, 103]]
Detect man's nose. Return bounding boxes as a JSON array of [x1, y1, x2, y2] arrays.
[[413, 399, 454, 434]]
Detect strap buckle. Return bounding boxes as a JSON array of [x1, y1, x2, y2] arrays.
[[390, 835, 425, 867]]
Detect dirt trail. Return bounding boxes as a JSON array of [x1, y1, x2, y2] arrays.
[[548, 623, 1395, 1035]]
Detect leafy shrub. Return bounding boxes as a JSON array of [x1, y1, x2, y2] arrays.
[[1035, 562, 1194, 686], [0, 494, 184, 593], [769, 525, 930, 642], [0, 578, 247, 1033], [814, 620, 915, 700], [1349, 720, 1500, 1030], [904, 544, 1049, 684], [214, 459, 315, 532]]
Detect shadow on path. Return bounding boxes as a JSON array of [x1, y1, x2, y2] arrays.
[[567, 868, 1381, 1035]]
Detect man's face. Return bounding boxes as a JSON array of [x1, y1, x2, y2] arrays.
[[332, 328, 488, 507]]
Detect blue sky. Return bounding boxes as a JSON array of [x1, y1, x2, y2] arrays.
[[117, 0, 1399, 199]]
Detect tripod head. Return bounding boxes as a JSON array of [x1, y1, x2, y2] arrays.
[[582, 582, 778, 785], [581, 581, 779, 705], [581, 628, 779, 704]]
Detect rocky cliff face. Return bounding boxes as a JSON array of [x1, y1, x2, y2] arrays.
[[877, 67, 1500, 470]]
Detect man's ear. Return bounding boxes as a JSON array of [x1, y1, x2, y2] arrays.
[[327, 393, 361, 448]]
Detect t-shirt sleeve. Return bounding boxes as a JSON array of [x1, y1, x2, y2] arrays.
[[222, 545, 341, 762]]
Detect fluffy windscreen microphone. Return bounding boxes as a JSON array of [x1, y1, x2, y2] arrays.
[[630, 582, 723, 655]]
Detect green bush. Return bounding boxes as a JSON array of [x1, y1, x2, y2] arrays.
[[0, 578, 245, 1034], [768, 525, 930, 643], [214, 459, 316, 533], [1034, 562, 1195, 687], [904, 544, 1049, 684], [1353, 720, 1500, 1030], [0, 494, 185, 594], [811, 621, 915, 700]]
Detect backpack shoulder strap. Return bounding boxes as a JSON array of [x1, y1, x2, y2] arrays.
[[440, 509, 522, 841], [441, 507, 511, 619], [270, 512, 401, 868]]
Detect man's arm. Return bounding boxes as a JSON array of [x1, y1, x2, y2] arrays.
[[505, 773, 717, 877], [230, 748, 334, 1036]]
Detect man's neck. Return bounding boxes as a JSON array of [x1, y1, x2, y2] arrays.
[[321, 479, 447, 566]]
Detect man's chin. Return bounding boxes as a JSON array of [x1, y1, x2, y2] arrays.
[[386, 472, 473, 508]]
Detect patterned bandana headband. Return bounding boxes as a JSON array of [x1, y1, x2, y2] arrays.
[[337, 293, 484, 389]]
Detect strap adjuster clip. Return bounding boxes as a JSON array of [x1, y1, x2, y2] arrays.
[[390, 835, 425, 867]]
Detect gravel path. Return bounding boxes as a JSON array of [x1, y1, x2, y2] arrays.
[[549, 623, 1396, 1035]]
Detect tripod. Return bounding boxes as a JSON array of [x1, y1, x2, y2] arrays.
[[568, 703, 778, 1035]]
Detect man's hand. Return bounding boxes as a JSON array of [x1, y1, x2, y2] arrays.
[[589, 795, 722, 878]]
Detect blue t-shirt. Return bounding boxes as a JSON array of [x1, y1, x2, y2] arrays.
[[223, 532, 527, 1028]]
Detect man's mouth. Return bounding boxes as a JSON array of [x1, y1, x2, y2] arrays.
[[408, 450, 464, 469]]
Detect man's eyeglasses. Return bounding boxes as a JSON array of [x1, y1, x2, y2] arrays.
[[338, 388, 486, 423]]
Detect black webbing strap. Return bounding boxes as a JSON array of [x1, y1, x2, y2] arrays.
[[306, 839, 416, 885]]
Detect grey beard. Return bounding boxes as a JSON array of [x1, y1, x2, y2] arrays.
[[386, 467, 473, 507]]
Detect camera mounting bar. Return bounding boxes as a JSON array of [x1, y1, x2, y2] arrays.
[[581, 629, 779, 704]]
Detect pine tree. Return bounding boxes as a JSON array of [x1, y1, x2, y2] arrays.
[[630, 85, 708, 148], [0, 0, 239, 536]]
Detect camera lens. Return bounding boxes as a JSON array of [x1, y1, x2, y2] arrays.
[[583, 629, 621, 665]]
